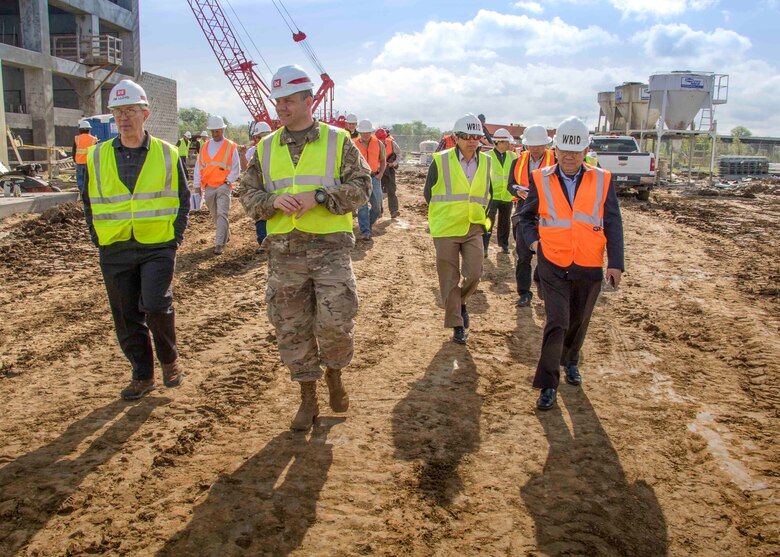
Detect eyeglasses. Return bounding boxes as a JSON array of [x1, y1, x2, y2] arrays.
[[111, 107, 143, 119], [458, 134, 482, 141]]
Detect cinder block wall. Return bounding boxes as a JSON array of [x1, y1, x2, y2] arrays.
[[138, 72, 178, 145]]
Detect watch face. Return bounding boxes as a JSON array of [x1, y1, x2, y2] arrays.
[[316, 190, 326, 203]]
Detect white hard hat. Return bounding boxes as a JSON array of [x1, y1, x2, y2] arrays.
[[201, 130, 209, 138], [184, 131, 192, 139], [553, 116, 590, 152], [207, 115, 227, 130], [107, 79, 148, 109], [346, 113, 358, 124], [492, 128, 514, 143], [270, 64, 314, 99], [521, 124, 552, 146], [78, 120, 91, 130], [452, 114, 483, 135], [251, 121, 272, 136], [357, 119, 374, 133]]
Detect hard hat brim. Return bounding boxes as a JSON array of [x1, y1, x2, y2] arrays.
[[270, 84, 314, 100]]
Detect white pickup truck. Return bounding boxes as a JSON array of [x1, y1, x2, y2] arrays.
[[590, 135, 655, 200]]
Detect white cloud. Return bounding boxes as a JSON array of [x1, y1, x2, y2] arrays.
[[634, 24, 751, 66], [372, 9, 617, 66], [513, 1, 544, 14], [609, 0, 718, 19]]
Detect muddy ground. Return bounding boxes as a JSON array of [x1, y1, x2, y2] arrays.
[[0, 167, 778, 556]]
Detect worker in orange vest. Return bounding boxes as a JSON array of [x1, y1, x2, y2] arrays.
[[435, 132, 457, 152], [518, 117, 624, 410], [354, 119, 386, 240], [73, 120, 98, 196], [375, 127, 402, 218], [195, 115, 240, 255], [508, 124, 556, 307]]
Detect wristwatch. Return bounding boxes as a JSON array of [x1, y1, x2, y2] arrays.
[[314, 189, 327, 204]]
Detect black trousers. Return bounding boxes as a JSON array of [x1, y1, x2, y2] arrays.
[[483, 200, 512, 250], [381, 166, 399, 214], [514, 224, 535, 295], [179, 156, 189, 179], [533, 260, 602, 389], [99, 246, 179, 381]]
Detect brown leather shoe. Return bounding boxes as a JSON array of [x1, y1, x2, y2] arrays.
[[291, 381, 319, 431], [120, 379, 155, 400], [161, 360, 184, 388], [324, 368, 350, 412]]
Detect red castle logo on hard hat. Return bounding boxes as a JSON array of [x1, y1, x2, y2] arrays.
[[116, 89, 126, 96], [273, 79, 281, 88]]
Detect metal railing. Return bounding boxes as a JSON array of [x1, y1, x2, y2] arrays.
[[50, 34, 123, 66]]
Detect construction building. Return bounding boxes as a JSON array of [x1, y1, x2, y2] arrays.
[[0, 0, 177, 167]]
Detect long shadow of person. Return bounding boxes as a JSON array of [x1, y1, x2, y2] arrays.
[[392, 342, 481, 506], [0, 397, 167, 555], [157, 417, 344, 556], [506, 303, 544, 370], [521, 388, 668, 556]]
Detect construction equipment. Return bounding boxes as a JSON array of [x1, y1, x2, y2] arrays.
[[186, 0, 338, 126]]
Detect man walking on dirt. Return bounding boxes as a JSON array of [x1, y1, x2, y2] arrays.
[[81, 79, 190, 400], [239, 64, 371, 431], [518, 117, 624, 410], [424, 114, 492, 345]]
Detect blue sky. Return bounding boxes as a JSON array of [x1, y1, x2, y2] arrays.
[[140, 0, 780, 135]]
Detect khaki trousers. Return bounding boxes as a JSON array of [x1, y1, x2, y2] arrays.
[[433, 224, 484, 328], [204, 184, 231, 248]]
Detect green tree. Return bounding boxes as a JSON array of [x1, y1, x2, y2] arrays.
[[730, 126, 752, 138], [178, 107, 210, 136], [388, 121, 442, 156]]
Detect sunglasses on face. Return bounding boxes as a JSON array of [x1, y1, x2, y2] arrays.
[[458, 134, 482, 141], [111, 107, 143, 119]]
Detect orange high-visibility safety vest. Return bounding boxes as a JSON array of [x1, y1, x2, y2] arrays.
[[74, 134, 98, 164], [534, 165, 612, 268], [514, 149, 555, 187], [354, 135, 381, 173], [385, 136, 394, 158], [199, 139, 237, 187]]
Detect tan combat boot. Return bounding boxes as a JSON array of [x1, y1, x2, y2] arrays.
[[120, 378, 155, 401], [291, 381, 319, 431], [161, 360, 184, 387], [325, 368, 350, 412]]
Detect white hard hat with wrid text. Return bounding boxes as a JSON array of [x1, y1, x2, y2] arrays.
[[453, 114, 483, 135], [553, 117, 590, 151]]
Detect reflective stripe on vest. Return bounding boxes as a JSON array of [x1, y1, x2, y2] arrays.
[[354, 135, 380, 172], [177, 138, 190, 157], [75, 134, 98, 164], [259, 123, 351, 235], [199, 139, 236, 187], [514, 149, 555, 188], [535, 164, 610, 268], [428, 149, 492, 238], [87, 137, 179, 245], [490, 149, 518, 202]]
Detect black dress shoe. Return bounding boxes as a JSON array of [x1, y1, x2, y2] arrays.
[[565, 364, 582, 386], [452, 326, 467, 344], [461, 305, 470, 329], [501, 246, 510, 254], [537, 388, 557, 410], [516, 292, 532, 307]]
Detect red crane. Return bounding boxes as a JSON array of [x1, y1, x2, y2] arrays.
[[186, 0, 339, 126]]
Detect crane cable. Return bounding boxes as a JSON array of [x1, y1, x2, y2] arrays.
[[222, 0, 274, 80], [271, 0, 327, 75]]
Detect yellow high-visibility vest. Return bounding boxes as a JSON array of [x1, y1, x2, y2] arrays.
[[177, 137, 190, 157], [489, 149, 518, 202], [257, 122, 351, 235], [87, 137, 180, 245], [428, 149, 491, 238]]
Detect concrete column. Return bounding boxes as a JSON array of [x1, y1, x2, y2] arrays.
[[24, 68, 55, 158], [19, 0, 50, 55], [0, 62, 8, 167]]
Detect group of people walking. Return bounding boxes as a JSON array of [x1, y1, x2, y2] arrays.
[[81, 64, 623, 431]]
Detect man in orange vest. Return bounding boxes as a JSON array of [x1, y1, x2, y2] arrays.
[[354, 119, 386, 240], [73, 120, 98, 196], [376, 127, 402, 218], [518, 116, 624, 410], [435, 132, 457, 152], [195, 115, 240, 254], [508, 124, 556, 307]]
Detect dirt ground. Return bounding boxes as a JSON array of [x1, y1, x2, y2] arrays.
[[0, 167, 778, 556]]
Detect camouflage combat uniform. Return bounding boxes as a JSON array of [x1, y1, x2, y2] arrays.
[[240, 121, 371, 381]]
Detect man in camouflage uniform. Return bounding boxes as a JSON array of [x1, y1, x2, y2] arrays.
[[240, 64, 371, 431]]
